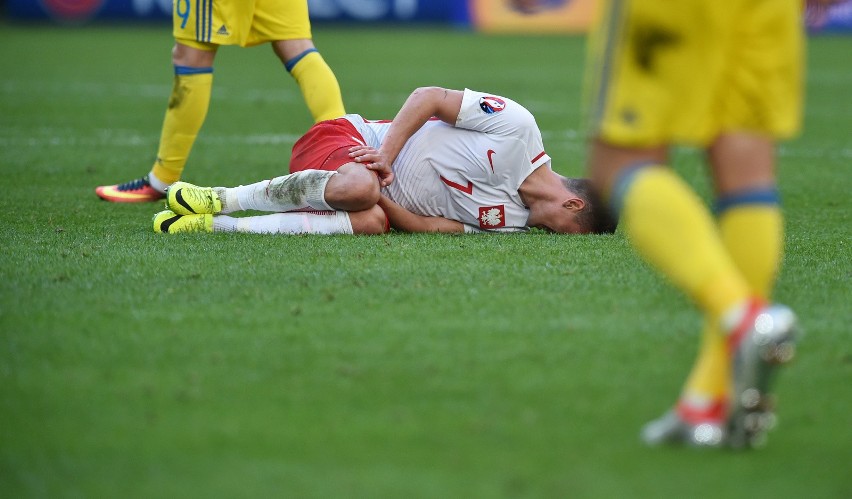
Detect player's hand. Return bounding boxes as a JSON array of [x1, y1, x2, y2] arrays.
[[349, 145, 395, 187]]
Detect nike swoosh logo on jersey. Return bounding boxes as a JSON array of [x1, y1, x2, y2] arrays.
[[440, 175, 474, 195], [487, 149, 496, 173]]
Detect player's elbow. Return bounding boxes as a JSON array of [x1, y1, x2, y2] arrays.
[[411, 86, 450, 110], [411, 86, 445, 99], [426, 218, 464, 234]]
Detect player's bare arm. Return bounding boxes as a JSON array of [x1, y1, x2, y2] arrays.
[[377, 195, 464, 233], [362, 87, 464, 187]]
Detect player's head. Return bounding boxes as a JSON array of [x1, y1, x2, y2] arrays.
[[559, 177, 618, 234]]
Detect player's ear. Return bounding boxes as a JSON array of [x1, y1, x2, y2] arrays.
[[562, 197, 585, 212]]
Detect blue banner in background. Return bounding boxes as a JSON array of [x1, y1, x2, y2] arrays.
[[8, 0, 852, 33], [5, 0, 469, 24], [807, 0, 852, 33], [307, 0, 466, 24]]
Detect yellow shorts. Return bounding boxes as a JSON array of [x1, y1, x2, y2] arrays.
[[586, 0, 804, 147], [173, 0, 312, 49]]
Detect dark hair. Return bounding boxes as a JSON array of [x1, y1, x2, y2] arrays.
[[562, 178, 618, 234]]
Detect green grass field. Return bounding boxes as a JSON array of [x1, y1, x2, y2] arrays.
[[1, 21, 850, 498]]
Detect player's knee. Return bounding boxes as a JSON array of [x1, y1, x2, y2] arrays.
[[351, 205, 389, 235], [349, 172, 381, 209], [273, 39, 315, 64], [327, 164, 381, 211], [172, 43, 216, 67]]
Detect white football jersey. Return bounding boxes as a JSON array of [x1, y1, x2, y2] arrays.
[[343, 89, 551, 232]]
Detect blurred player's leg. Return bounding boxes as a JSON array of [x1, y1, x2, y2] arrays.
[[614, 159, 792, 448], [713, 134, 796, 448], [608, 163, 747, 447], [674, 132, 785, 437], [711, 133, 784, 302], [592, 150, 750, 448], [640, 131, 797, 448], [587, 0, 803, 448], [678, 191, 783, 423], [609, 161, 753, 320]]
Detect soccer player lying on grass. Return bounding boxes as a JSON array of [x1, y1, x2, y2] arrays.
[[152, 86, 616, 235]]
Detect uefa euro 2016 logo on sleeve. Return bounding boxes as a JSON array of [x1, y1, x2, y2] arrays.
[[39, 0, 105, 22], [479, 96, 506, 114]]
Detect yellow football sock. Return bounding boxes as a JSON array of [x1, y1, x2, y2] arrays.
[[151, 68, 213, 185], [618, 166, 752, 322], [681, 324, 730, 405], [681, 194, 782, 405], [719, 202, 782, 299], [287, 49, 345, 123]]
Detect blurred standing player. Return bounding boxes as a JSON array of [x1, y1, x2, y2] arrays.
[[584, 0, 805, 448], [95, 0, 345, 202], [510, 0, 808, 447]]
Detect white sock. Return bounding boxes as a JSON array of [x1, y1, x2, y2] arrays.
[[720, 300, 753, 335], [219, 170, 335, 214], [212, 211, 353, 235], [213, 187, 235, 214], [147, 171, 169, 193], [212, 215, 239, 232]]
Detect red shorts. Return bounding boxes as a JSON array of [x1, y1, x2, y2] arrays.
[[289, 118, 366, 173]]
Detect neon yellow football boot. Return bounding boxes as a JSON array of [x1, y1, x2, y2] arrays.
[[166, 182, 222, 215], [153, 210, 213, 234]]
